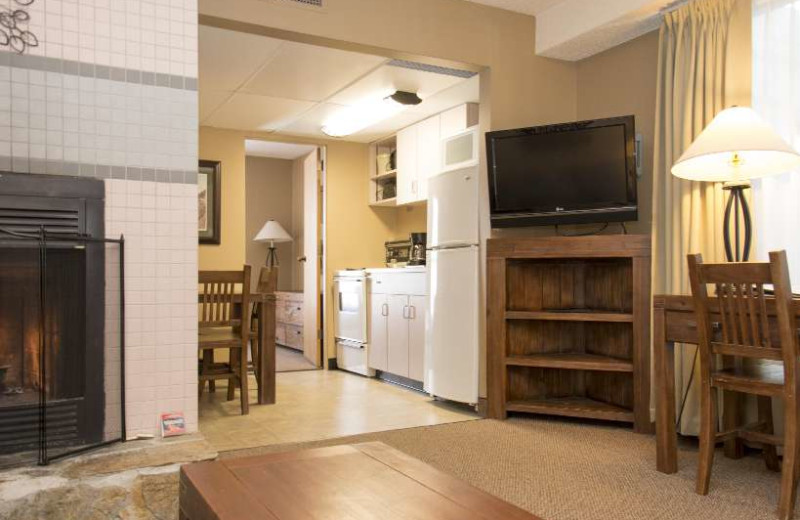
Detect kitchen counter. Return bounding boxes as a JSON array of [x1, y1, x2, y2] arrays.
[[366, 266, 427, 273]]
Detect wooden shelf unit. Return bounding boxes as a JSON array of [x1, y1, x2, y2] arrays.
[[487, 234, 652, 432]]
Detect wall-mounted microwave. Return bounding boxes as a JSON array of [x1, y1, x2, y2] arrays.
[[441, 126, 479, 173]]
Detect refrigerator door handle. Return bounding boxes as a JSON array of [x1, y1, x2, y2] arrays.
[[381, 303, 388, 316], [402, 305, 409, 319], [409, 305, 416, 319]]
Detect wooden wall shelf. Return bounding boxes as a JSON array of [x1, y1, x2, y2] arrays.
[[487, 234, 652, 433]]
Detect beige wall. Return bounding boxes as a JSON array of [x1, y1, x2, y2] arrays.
[[245, 156, 295, 291], [199, 127, 246, 270]]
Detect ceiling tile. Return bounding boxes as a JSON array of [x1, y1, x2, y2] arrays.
[[198, 26, 284, 92], [328, 65, 465, 108], [204, 93, 315, 132], [276, 103, 346, 138], [199, 90, 232, 123], [242, 41, 386, 102]]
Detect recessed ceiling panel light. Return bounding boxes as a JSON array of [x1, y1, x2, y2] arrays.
[[321, 91, 420, 137]]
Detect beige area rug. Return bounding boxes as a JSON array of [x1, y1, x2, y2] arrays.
[[220, 417, 791, 520], [276, 345, 317, 372]]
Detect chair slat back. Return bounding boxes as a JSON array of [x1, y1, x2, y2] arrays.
[[688, 251, 796, 364], [199, 266, 252, 332]]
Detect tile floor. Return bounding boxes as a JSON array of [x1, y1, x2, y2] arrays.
[[198, 370, 478, 452]]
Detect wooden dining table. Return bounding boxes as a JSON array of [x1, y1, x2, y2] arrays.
[[653, 294, 800, 474], [198, 292, 276, 405]]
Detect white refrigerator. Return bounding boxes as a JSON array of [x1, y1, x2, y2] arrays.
[[424, 127, 480, 405]]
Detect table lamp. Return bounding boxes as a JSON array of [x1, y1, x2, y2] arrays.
[[671, 106, 800, 262], [253, 219, 293, 267]]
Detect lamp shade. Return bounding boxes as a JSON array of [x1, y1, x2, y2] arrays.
[[671, 106, 800, 182], [253, 219, 292, 243]]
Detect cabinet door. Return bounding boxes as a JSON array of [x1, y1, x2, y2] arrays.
[[407, 295, 426, 382], [387, 294, 410, 377], [368, 294, 388, 371], [396, 125, 418, 205], [440, 103, 479, 139], [415, 115, 440, 202]]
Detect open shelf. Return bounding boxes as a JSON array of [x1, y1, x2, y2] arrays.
[[370, 197, 397, 207], [505, 353, 633, 372], [506, 397, 635, 423], [373, 170, 397, 180], [505, 310, 634, 322], [487, 235, 651, 431]]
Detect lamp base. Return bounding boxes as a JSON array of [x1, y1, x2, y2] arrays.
[[265, 246, 278, 268], [722, 183, 752, 262]]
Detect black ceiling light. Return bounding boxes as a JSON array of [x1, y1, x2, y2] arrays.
[[388, 91, 423, 106]]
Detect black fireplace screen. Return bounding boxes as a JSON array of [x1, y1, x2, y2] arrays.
[[0, 175, 125, 467]]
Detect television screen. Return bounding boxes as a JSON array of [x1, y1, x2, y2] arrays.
[[486, 116, 637, 227]]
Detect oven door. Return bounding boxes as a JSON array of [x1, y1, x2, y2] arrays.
[[333, 276, 367, 343]]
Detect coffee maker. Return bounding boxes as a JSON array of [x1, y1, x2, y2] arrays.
[[409, 232, 427, 266]]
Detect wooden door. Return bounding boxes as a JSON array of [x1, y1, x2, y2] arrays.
[[368, 293, 388, 371], [396, 125, 417, 205], [387, 294, 410, 377], [302, 149, 321, 366], [408, 295, 426, 382]]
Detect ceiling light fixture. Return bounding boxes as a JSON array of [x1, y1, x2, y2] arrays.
[[321, 90, 421, 138]]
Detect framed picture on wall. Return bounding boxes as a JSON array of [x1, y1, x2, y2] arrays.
[[198, 160, 221, 245]]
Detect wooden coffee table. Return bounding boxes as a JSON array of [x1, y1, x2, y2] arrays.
[[180, 442, 542, 519]]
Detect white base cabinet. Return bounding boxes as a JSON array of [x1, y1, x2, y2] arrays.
[[367, 269, 427, 382]]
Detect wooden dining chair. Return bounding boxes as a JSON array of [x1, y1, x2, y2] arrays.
[[688, 251, 799, 519], [198, 266, 252, 415]]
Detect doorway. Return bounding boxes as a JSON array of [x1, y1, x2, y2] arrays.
[[244, 139, 325, 371]]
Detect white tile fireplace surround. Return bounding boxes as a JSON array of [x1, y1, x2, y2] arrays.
[[0, 0, 199, 437]]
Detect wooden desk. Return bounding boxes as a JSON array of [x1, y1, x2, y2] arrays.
[[198, 292, 276, 405], [179, 442, 542, 520], [653, 294, 800, 474]]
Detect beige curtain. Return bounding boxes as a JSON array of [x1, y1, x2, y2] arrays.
[[652, 0, 735, 435]]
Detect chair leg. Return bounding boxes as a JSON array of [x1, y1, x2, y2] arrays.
[[778, 399, 800, 520], [227, 350, 237, 401], [240, 343, 250, 415], [251, 338, 260, 388], [758, 395, 780, 472], [696, 385, 717, 495]]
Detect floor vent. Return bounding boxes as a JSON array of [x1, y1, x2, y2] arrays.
[[388, 59, 478, 79]]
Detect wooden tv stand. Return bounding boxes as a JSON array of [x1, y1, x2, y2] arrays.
[[486, 234, 652, 433]]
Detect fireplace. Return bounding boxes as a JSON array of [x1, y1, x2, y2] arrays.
[[0, 173, 118, 463]]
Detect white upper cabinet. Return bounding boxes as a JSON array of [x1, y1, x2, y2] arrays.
[[440, 103, 479, 139], [415, 115, 440, 202], [387, 103, 479, 206], [396, 124, 418, 205]]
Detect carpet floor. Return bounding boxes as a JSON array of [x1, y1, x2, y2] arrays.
[[220, 417, 792, 520], [276, 345, 317, 372]]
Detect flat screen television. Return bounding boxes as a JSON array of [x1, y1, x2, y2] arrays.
[[486, 115, 637, 228]]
